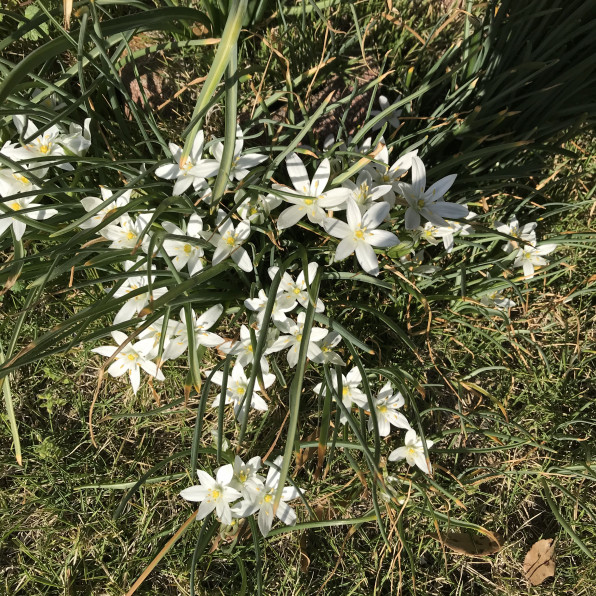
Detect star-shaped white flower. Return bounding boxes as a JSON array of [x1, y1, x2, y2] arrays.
[[275, 153, 350, 229], [162, 304, 225, 361], [244, 289, 297, 327], [9, 115, 71, 169], [161, 213, 205, 275], [342, 170, 392, 212], [0, 194, 57, 241], [388, 429, 434, 475], [368, 383, 411, 437], [180, 466, 242, 526], [396, 156, 468, 230], [231, 455, 302, 537], [313, 367, 368, 424], [495, 216, 537, 254], [219, 324, 272, 375], [323, 198, 399, 276], [112, 265, 167, 324], [266, 312, 328, 368], [267, 262, 324, 313], [366, 146, 418, 207], [310, 331, 345, 366], [228, 455, 265, 503], [512, 243, 557, 278], [210, 126, 268, 181], [155, 131, 219, 196], [211, 362, 271, 421], [79, 187, 132, 230], [204, 210, 252, 272], [100, 213, 151, 250], [91, 330, 164, 394]]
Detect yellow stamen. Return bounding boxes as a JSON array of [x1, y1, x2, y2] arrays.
[[183, 243, 192, 254]]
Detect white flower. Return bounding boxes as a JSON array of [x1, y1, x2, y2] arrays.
[[9, 115, 71, 169], [313, 367, 368, 424], [162, 304, 225, 361], [180, 466, 242, 526], [323, 198, 399, 276], [0, 194, 57, 241], [231, 455, 302, 536], [512, 243, 557, 278], [211, 362, 271, 421], [112, 267, 167, 324], [210, 126, 268, 181], [275, 153, 350, 229], [495, 216, 537, 254], [137, 316, 178, 354], [91, 330, 164, 394], [366, 146, 417, 206], [155, 131, 219, 196], [342, 170, 392, 212], [100, 213, 151, 250], [368, 383, 411, 437], [161, 213, 205, 275], [219, 324, 272, 375], [266, 312, 328, 368], [267, 262, 324, 313], [479, 288, 516, 310], [59, 118, 92, 156], [310, 331, 345, 366], [229, 455, 265, 502], [244, 289, 297, 327], [204, 210, 252, 272], [396, 156, 468, 230], [388, 429, 434, 475], [236, 192, 281, 224], [370, 95, 402, 130], [79, 187, 132, 230]]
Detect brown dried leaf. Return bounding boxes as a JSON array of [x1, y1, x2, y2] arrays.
[[431, 530, 502, 556], [523, 538, 556, 586]]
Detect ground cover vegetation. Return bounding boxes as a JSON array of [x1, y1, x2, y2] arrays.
[[0, 0, 595, 594]]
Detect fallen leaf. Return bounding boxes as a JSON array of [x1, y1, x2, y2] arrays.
[[431, 530, 502, 556], [523, 538, 556, 586]]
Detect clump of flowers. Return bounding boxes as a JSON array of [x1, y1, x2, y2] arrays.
[[0, 89, 559, 539]]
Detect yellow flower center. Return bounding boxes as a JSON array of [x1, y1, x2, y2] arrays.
[[126, 231, 136, 240], [211, 489, 220, 499], [408, 447, 416, 456], [39, 144, 50, 154], [226, 235, 236, 246], [417, 199, 426, 209], [127, 354, 136, 361], [304, 199, 313, 206], [264, 494, 273, 503], [354, 229, 365, 240], [378, 405, 387, 413], [293, 287, 301, 295], [236, 386, 246, 396], [342, 386, 349, 396], [247, 345, 253, 353], [183, 243, 192, 254], [296, 334, 302, 342], [13, 174, 29, 185], [10, 202, 21, 211], [239, 471, 248, 483]]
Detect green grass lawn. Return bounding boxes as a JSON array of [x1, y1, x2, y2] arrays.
[[1, 1, 595, 594]]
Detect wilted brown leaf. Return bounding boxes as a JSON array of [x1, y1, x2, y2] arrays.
[[523, 538, 556, 586], [431, 530, 502, 556]]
